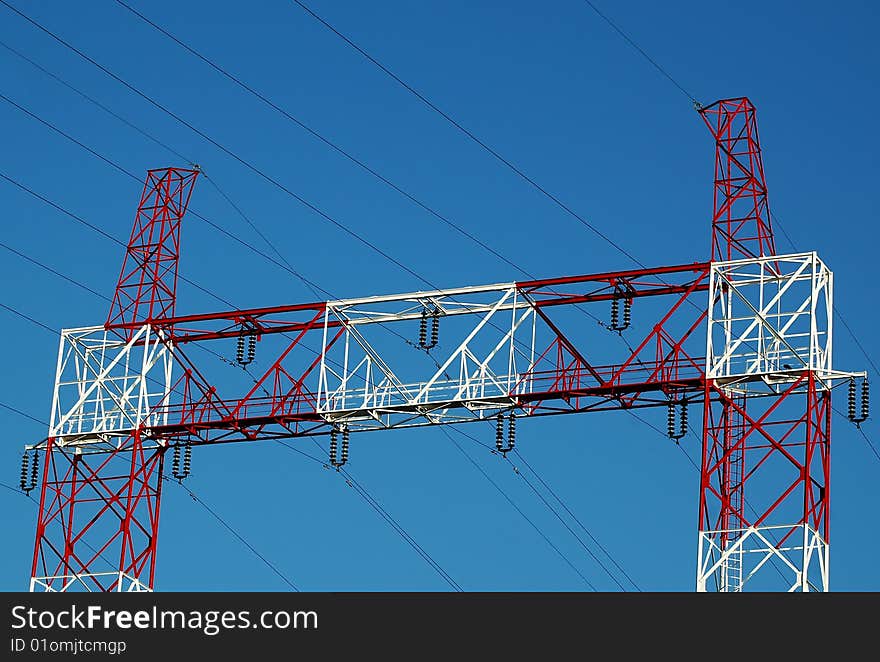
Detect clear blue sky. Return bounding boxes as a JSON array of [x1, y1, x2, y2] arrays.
[[0, 0, 877, 591]]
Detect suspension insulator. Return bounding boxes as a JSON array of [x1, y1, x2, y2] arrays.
[[418, 311, 428, 348], [848, 379, 856, 420], [246, 334, 256, 364], [235, 323, 256, 366], [679, 400, 688, 439], [622, 297, 632, 329], [507, 412, 516, 452], [171, 445, 181, 478], [850, 378, 870, 426], [19, 451, 30, 492], [235, 334, 245, 364], [495, 413, 504, 452], [341, 427, 349, 466], [29, 450, 39, 492], [329, 428, 338, 466], [667, 400, 686, 441], [427, 310, 440, 350], [609, 296, 632, 332], [181, 443, 192, 479]]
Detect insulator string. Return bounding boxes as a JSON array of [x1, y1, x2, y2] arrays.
[[247, 334, 256, 364], [19, 451, 29, 492], [507, 412, 516, 452], [182, 443, 192, 478], [418, 310, 427, 348], [29, 450, 39, 492], [427, 310, 439, 349], [609, 295, 632, 332], [495, 411, 516, 455], [330, 425, 349, 468], [235, 333, 245, 364], [667, 399, 686, 442], [850, 377, 870, 427]]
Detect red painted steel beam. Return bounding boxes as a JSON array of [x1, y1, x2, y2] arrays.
[[698, 97, 775, 261], [106, 167, 200, 339]]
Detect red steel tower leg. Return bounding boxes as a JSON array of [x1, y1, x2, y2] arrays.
[[30, 431, 164, 591], [697, 374, 831, 591]]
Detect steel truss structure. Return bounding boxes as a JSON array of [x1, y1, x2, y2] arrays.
[[23, 98, 865, 592]]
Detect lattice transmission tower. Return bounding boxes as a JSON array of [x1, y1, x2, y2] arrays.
[[19, 97, 867, 592]]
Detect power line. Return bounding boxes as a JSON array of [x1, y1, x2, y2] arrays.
[[0, 84, 597, 375], [200, 175, 329, 300], [0, 38, 194, 164], [439, 426, 597, 590], [836, 315, 880, 379], [0, 241, 110, 301], [581, 0, 698, 103], [341, 468, 464, 591], [112, 0, 534, 281], [0, 301, 57, 335], [447, 422, 639, 591], [505, 453, 630, 591], [0, 478, 31, 497], [0, 35, 392, 303], [0, 169, 823, 593], [1, 25, 599, 365], [289, 0, 646, 270], [0, 0, 435, 290], [0, 400, 48, 426], [830, 405, 880, 464], [0, 40, 657, 389], [277, 440, 326, 467], [1, 33, 361, 304], [1, 3, 610, 353], [855, 425, 880, 464], [108, 0, 654, 342], [0, 169, 236, 310], [164, 475, 300, 591], [278, 438, 463, 591], [510, 449, 642, 591], [299, 435, 463, 591]]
